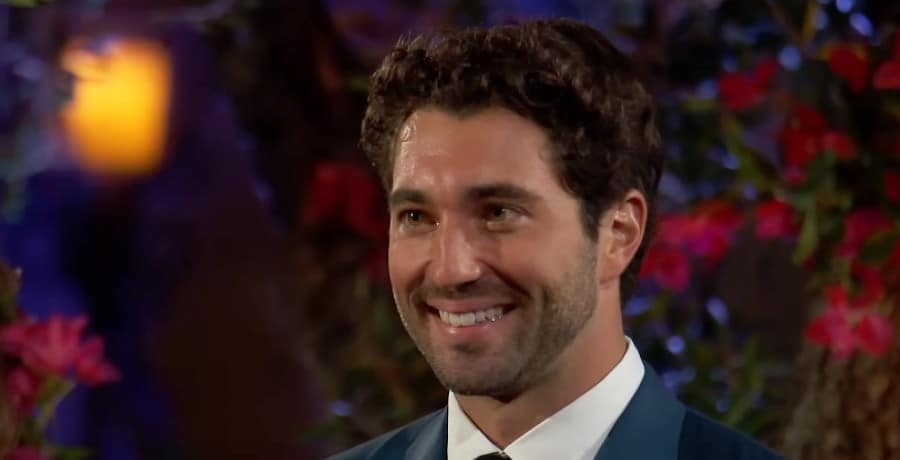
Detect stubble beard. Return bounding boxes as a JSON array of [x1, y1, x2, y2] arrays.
[[398, 251, 598, 399]]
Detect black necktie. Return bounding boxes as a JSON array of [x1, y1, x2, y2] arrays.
[[474, 453, 510, 460]]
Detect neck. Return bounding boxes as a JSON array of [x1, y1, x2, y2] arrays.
[[454, 299, 627, 448]]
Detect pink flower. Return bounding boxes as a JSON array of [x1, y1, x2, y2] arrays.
[[684, 201, 742, 266], [821, 131, 857, 160], [655, 201, 742, 268], [6, 446, 47, 460], [828, 44, 869, 93], [753, 200, 797, 239], [20, 315, 87, 375], [805, 306, 858, 359], [884, 172, 900, 203], [640, 244, 691, 291], [836, 209, 894, 258], [6, 366, 43, 416], [75, 337, 121, 386], [808, 280, 893, 358], [854, 311, 893, 356], [0, 320, 38, 356]]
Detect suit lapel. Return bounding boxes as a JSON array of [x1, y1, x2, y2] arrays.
[[405, 408, 449, 460], [594, 363, 685, 460]]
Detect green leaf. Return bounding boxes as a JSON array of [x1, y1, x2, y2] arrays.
[[0, 260, 22, 322], [859, 231, 900, 265], [35, 376, 76, 431], [720, 115, 771, 189], [682, 97, 718, 113], [794, 209, 819, 263], [4, 0, 41, 7], [51, 446, 94, 460]]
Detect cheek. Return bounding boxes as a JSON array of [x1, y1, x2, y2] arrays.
[[387, 240, 424, 293]]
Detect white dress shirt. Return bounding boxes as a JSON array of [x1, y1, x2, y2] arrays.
[[446, 337, 645, 460]]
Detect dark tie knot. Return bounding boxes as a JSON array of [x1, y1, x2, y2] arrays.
[[474, 452, 510, 460]]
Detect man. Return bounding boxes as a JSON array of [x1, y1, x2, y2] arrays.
[[330, 19, 784, 460]]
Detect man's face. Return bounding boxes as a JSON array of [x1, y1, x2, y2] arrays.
[[387, 107, 600, 397]]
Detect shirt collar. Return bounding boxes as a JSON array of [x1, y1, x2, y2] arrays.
[[447, 337, 645, 460]]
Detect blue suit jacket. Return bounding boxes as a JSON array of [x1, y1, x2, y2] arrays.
[[328, 364, 785, 460]]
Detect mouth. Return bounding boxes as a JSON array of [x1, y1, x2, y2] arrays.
[[426, 304, 514, 328]]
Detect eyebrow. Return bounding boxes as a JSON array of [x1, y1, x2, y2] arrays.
[[463, 183, 542, 204], [388, 188, 430, 208], [388, 182, 542, 209]]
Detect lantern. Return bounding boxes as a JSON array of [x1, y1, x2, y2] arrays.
[[60, 37, 172, 178]]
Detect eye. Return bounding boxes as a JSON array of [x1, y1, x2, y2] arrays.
[[484, 204, 523, 229], [487, 206, 514, 221], [395, 209, 436, 233], [401, 210, 423, 224]]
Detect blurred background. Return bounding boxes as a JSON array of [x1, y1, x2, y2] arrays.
[[1, 0, 899, 459]]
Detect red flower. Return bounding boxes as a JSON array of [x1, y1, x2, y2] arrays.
[[779, 105, 829, 180], [19, 315, 87, 375], [781, 129, 821, 169], [753, 200, 798, 239], [805, 306, 858, 359], [6, 366, 43, 415], [75, 337, 121, 387], [718, 74, 761, 111], [791, 105, 829, 132], [655, 201, 741, 268], [854, 311, 893, 356], [6, 446, 47, 460], [873, 60, 900, 89], [836, 209, 894, 258], [828, 44, 869, 92], [752, 58, 779, 87], [303, 163, 345, 224], [824, 284, 849, 309], [821, 131, 857, 160], [0, 320, 37, 356], [640, 244, 691, 291], [718, 58, 779, 111], [303, 161, 387, 240], [848, 264, 886, 309], [656, 214, 694, 247], [884, 172, 900, 202], [684, 201, 742, 266]]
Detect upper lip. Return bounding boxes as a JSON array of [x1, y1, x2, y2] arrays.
[[425, 298, 512, 314]]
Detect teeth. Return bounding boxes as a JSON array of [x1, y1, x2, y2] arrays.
[[437, 307, 504, 327]]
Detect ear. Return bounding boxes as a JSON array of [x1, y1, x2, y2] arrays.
[[596, 190, 648, 284]]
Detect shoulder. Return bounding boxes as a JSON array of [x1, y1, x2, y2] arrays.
[[678, 409, 786, 460], [326, 410, 446, 460]]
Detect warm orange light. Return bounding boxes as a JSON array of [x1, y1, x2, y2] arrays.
[[60, 38, 172, 178]]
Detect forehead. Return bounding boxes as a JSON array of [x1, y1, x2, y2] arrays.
[[392, 107, 561, 194]]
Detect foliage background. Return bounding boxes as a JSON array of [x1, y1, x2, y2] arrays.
[[1, 0, 899, 459]]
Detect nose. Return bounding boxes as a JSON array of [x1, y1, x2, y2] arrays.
[[427, 218, 484, 288]]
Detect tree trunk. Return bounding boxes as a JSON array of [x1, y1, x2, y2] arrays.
[[782, 284, 900, 459]]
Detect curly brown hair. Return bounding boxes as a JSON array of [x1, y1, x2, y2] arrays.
[[360, 18, 663, 301]]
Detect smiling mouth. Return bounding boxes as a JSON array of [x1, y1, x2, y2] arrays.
[[428, 305, 513, 327]]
